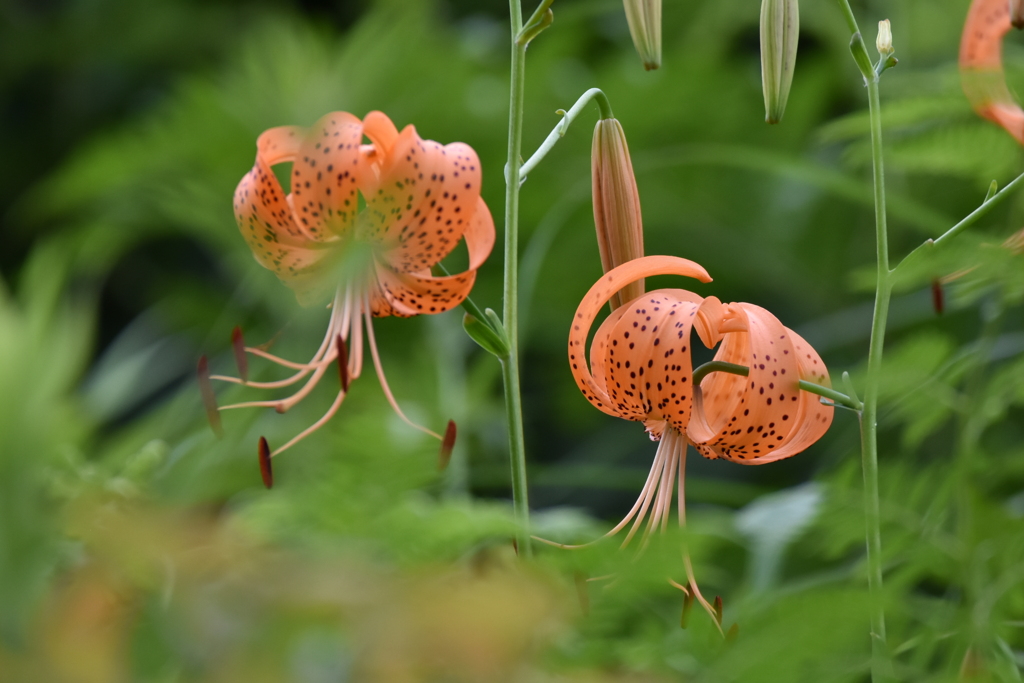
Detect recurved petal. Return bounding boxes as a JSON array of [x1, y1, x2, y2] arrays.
[[749, 329, 833, 463], [373, 263, 477, 317], [598, 289, 703, 430], [568, 255, 711, 420], [290, 112, 365, 241], [960, 0, 1024, 143], [688, 303, 804, 462], [360, 124, 484, 273]]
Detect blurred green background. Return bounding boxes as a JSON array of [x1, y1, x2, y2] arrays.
[[2, 0, 1024, 680]]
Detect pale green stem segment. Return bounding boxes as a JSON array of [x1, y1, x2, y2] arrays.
[[690, 361, 863, 411], [502, 0, 533, 558], [895, 169, 1024, 274], [518, 88, 614, 181], [836, 2, 893, 679]]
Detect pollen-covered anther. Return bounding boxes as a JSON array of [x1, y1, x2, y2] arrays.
[[258, 436, 273, 489], [197, 355, 223, 437], [438, 419, 457, 471]]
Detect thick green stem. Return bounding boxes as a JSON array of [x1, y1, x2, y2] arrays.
[[836, 2, 892, 679], [502, 0, 532, 557]]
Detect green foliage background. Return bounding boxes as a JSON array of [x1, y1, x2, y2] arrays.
[[1, 0, 1023, 680]]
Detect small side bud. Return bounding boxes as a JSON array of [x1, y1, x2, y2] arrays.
[[592, 118, 645, 310], [876, 19, 894, 58], [231, 326, 248, 382], [760, 0, 799, 124], [197, 356, 223, 437], [1012, 0, 1024, 30], [336, 335, 350, 392], [258, 436, 273, 489], [438, 419, 457, 471]]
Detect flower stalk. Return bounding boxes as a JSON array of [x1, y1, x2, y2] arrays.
[[502, 0, 533, 557], [835, 2, 894, 680]]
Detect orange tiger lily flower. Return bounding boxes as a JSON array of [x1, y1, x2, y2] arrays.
[[206, 111, 494, 475], [565, 255, 833, 629], [960, 0, 1024, 144]]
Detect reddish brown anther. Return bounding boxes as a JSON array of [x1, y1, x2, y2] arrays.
[[713, 595, 723, 625], [232, 326, 249, 382], [197, 355, 223, 437], [931, 279, 944, 315], [438, 419, 457, 471], [258, 436, 273, 489], [336, 334, 350, 393], [512, 538, 519, 556]]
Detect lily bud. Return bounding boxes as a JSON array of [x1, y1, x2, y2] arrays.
[[623, 0, 662, 70], [1013, 0, 1024, 30], [759, 0, 799, 124], [592, 118, 645, 310], [876, 19, 894, 58]]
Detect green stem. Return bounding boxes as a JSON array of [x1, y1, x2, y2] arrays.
[[836, 2, 892, 679], [860, 73, 892, 680], [502, 0, 532, 558], [894, 168, 1024, 274], [519, 88, 614, 180], [690, 361, 863, 411]]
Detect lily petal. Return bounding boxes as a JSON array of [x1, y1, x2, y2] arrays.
[[361, 125, 484, 273], [569, 255, 711, 420], [688, 303, 832, 463], [290, 112, 365, 240], [960, 0, 1024, 144]]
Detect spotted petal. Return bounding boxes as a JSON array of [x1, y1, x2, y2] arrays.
[[687, 303, 832, 463], [234, 126, 336, 286], [370, 196, 495, 318], [360, 124, 484, 273], [568, 255, 712, 420], [289, 112, 365, 241]]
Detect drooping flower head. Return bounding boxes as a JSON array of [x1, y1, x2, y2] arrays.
[[960, 0, 1024, 144], [203, 111, 494, 482], [565, 255, 833, 629]]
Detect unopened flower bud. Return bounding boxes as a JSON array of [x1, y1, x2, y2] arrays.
[[876, 19, 894, 58], [760, 0, 800, 124], [1012, 0, 1024, 30], [592, 118, 645, 310], [623, 0, 661, 71]]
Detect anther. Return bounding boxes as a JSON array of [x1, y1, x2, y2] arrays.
[[336, 334, 350, 392], [197, 355, 223, 437], [438, 419, 457, 470], [232, 326, 249, 382], [726, 623, 739, 643], [713, 595, 723, 625], [680, 587, 695, 629], [931, 279, 944, 315], [258, 436, 273, 489]]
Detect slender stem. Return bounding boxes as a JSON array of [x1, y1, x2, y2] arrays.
[[859, 73, 892, 681], [502, 0, 532, 557], [690, 360, 863, 411], [836, 3, 892, 679], [519, 88, 614, 180], [894, 168, 1024, 274]]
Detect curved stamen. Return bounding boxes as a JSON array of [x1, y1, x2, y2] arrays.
[[269, 387, 348, 457], [362, 298, 441, 440], [677, 436, 724, 636]]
